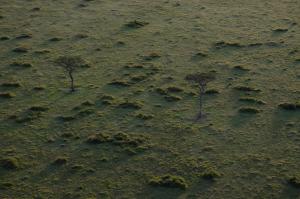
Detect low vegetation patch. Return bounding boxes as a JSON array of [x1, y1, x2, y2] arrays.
[[205, 89, 220, 95], [215, 41, 244, 49], [0, 92, 15, 98], [288, 176, 300, 188], [113, 132, 146, 147], [1, 82, 21, 88], [86, 133, 112, 144], [52, 157, 68, 166], [29, 106, 49, 112], [125, 20, 149, 29], [201, 169, 221, 180], [239, 107, 261, 114], [118, 101, 143, 109], [164, 95, 182, 102], [149, 175, 188, 189], [239, 97, 266, 105], [234, 86, 260, 92], [278, 103, 300, 111], [12, 46, 29, 53], [10, 62, 32, 68], [0, 157, 19, 170], [108, 79, 131, 87]]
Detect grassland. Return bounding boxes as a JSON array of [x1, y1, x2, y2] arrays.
[[0, 0, 300, 198]]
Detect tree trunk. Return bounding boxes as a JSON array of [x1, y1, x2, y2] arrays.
[[69, 72, 75, 92], [196, 86, 205, 120]]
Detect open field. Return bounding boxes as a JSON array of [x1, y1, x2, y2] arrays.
[[0, 0, 300, 198]]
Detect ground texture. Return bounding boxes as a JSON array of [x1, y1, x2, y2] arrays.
[[0, 0, 300, 198]]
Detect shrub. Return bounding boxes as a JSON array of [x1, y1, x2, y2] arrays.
[[0, 157, 19, 170], [149, 175, 188, 189], [239, 107, 261, 114], [86, 133, 111, 144], [278, 103, 300, 111]]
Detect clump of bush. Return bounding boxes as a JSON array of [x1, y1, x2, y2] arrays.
[[113, 132, 145, 147], [0, 92, 15, 99], [118, 101, 143, 109], [12, 46, 29, 53], [52, 157, 68, 166], [10, 62, 32, 68], [149, 175, 188, 189], [125, 20, 149, 29], [233, 65, 250, 71], [234, 86, 260, 92], [1, 82, 21, 88], [108, 79, 130, 87], [239, 97, 266, 105], [135, 113, 154, 120], [239, 107, 261, 114], [201, 169, 221, 180], [100, 95, 115, 105], [288, 176, 300, 188], [205, 89, 220, 95], [86, 133, 112, 144], [278, 103, 300, 111], [143, 52, 161, 61], [29, 106, 49, 112], [164, 95, 182, 102], [0, 157, 19, 170]]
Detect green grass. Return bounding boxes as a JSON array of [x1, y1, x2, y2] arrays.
[[0, 0, 300, 198]]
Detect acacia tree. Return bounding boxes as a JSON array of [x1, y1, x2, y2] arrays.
[[185, 72, 215, 120], [55, 56, 85, 92]]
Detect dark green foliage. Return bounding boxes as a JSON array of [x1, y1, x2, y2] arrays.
[[185, 72, 215, 85], [1, 82, 21, 88], [130, 75, 148, 82], [149, 175, 188, 189], [0, 182, 13, 190], [57, 116, 76, 122], [143, 52, 161, 61], [113, 133, 146, 147], [288, 176, 300, 188], [0, 92, 15, 98], [164, 95, 182, 102], [156, 88, 168, 95], [125, 20, 149, 28], [233, 65, 250, 71], [278, 103, 300, 111], [0, 157, 19, 170], [118, 101, 142, 109], [0, 36, 10, 40], [234, 86, 260, 92], [239, 97, 266, 105], [49, 37, 62, 42], [16, 34, 32, 39], [201, 169, 221, 180], [86, 133, 111, 144], [185, 72, 216, 120], [100, 95, 115, 105], [10, 62, 32, 68], [135, 113, 154, 120], [29, 106, 49, 112], [239, 107, 261, 114], [55, 56, 87, 92], [167, 86, 184, 93], [205, 89, 220, 94], [215, 41, 243, 49], [32, 86, 46, 91], [108, 80, 130, 87], [12, 46, 29, 53], [52, 157, 68, 165]]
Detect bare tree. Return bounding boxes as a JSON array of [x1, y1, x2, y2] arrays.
[[185, 72, 215, 121], [55, 56, 85, 92]]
